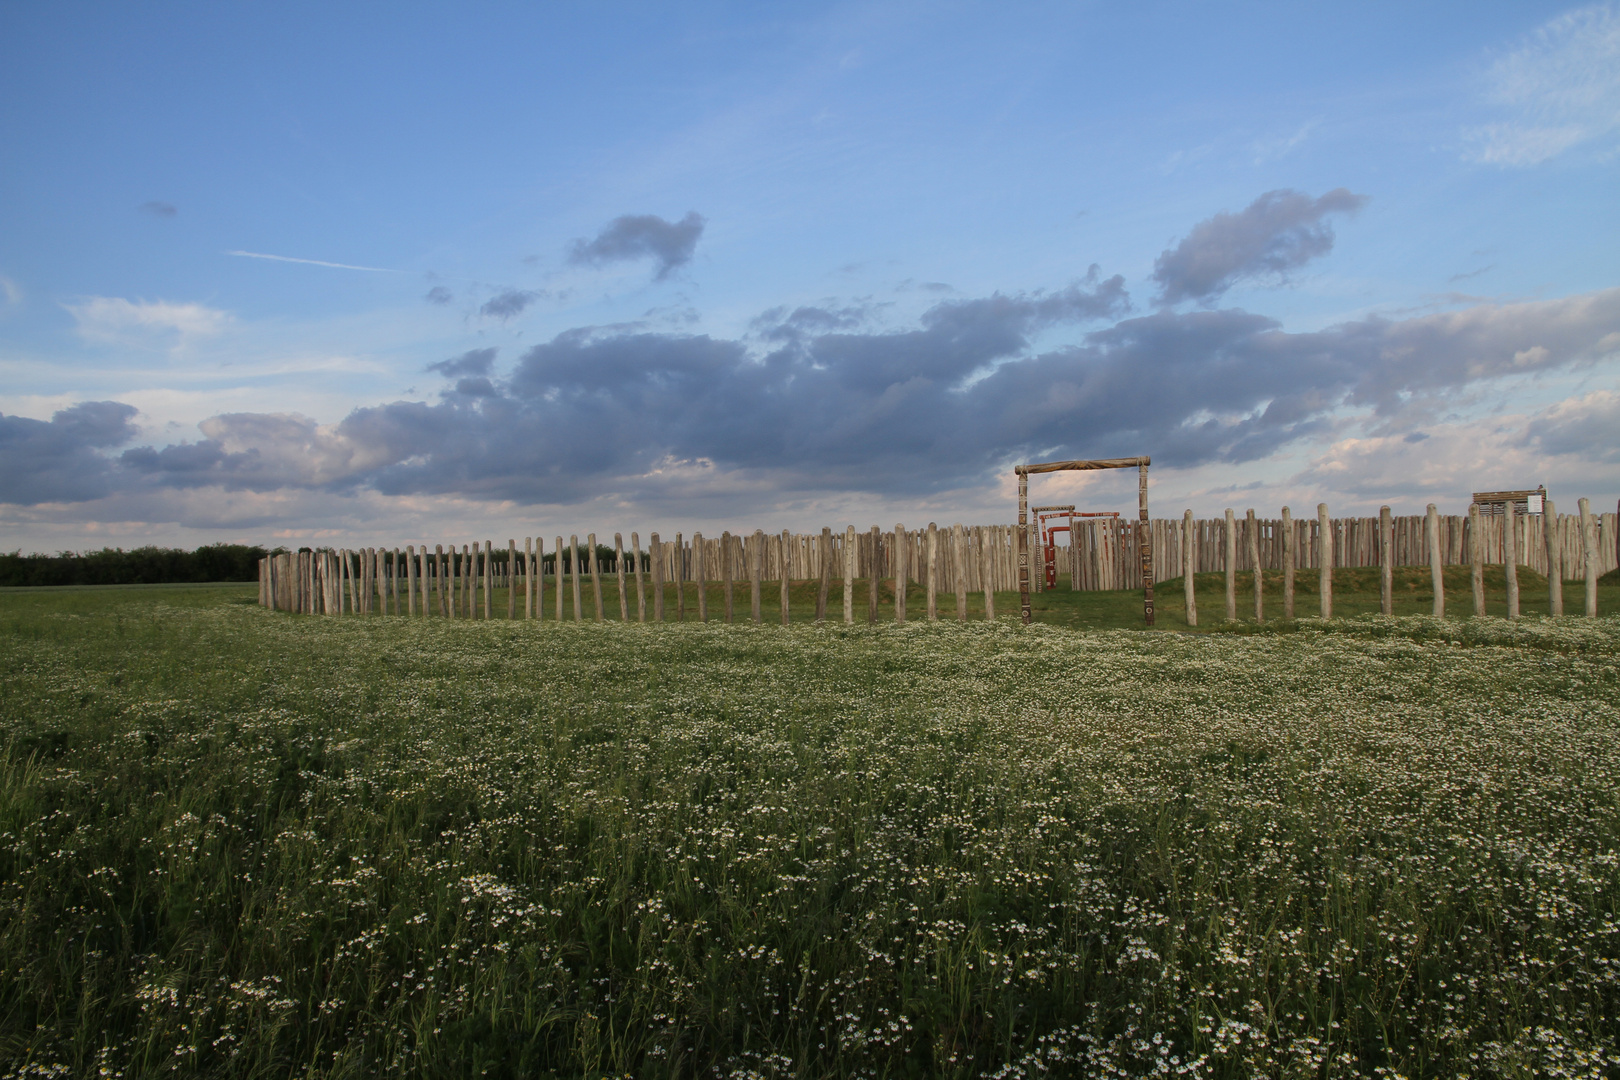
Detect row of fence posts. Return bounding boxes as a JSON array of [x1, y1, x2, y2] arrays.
[[259, 524, 1009, 623], [259, 500, 1615, 622], [1180, 499, 1609, 626]]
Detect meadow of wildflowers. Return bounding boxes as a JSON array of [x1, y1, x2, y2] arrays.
[[2, 589, 1619, 1078]]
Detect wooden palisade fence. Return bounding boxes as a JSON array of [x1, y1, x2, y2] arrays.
[[260, 504, 1617, 620]]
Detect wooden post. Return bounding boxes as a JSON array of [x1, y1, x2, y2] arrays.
[[1246, 509, 1263, 622], [553, 537, 564, 622], [1224, 509, 1237, 622], [979, 525, 995, 620], [894, 525, 908, 623], [780, 528, 791, 625], [694, 532, 708, 622], [609, 533, 624, 621], [1425, 504, 1444, 618], [675, 532, 686, 621], [1317, 504, 1332, 619], [1503, 500, 1519, 620], [523, 538, 533, 620], [1281, 508, 1294, 620], [1138, 461, 1154, 625], [650, 532, 664, 622], [586, 533, 602, 622], [837, 525, 852, 624], [1017, 470, 1031, 624], [507, 539, 517, 619], [632, 532, 646, 622], [479, 541, 489, 620], [721, 530, 735, 624], [391, 548, 401, 614], [1379, 506, 1393, 615], [868, 526, 881, 625], [952, 524, 967, 621], [815, 527, 831, 622], [925, 523, 938, 620], [569, 535, 582, 622], [537, 540, 546, 620], [407, 545, 418, 616], [1469, 505, 1485, 616], [751, 529, 763, 624], [1182, 509, 1197, 627], [1580, 497, 1599, 616], [1545, 500, 1562, 616]]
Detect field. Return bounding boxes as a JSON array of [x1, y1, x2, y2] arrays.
[[2, 584, 1619, 1078]]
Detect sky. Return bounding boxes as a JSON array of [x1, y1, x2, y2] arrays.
[[2, 1, 1618, 552]]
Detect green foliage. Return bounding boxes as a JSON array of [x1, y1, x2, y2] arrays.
[[1, 589, 1619, 1077], [0, 543, 279, 587]]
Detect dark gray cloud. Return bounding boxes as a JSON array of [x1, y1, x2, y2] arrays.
[[568, 212, 706, 280], [139, 201, 177, 218], [14, 278, 1620, 509], [426, 347, 497, 378], [0, 402, 138, 504], [424, 285, 453, 305], [1153, 188, 1368, 305], [480, 290, 543, 320]]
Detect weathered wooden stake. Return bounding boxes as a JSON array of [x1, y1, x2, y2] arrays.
[[1427, 504, 1444, 618], [1317, 504, 1332, 619], [1503, 500, 1519, 620], [952, 524, 967, 621], [1138, 461, 1154, 625], [1281, 507, 1294, 620], [1580, 497, 1599, 616], [554, 537, 564, 622], [541, 537, 554, 621], [508, 539, 517, 619], [925, 523, 938, 621], [1224, 509, 1237, 622], [484, 540, 493, 620], [407, 545, 418, 616], [722, 530, 735, 623], [695, 532, 708, 622], [650, 532, 664, 621], [576, 534, 589, 625], [1247, 508, 1263, 622], [1380, 506, 1393, 615], [780, 529, 791, 625], [1017, 471, 1030, 624], [1183, 509, 1197, 627], [1545, 501, 1562, 616], [751, 529, 763, 624], [815, 527, 831, 622], [1469, 506, 1485, 616], [980, 525, 995, 620], [675, 532, 685, 621], [868, 526, 881, 625], [632, 532, 646, 622], [840, 525, 854, 624], [614, 533, 628, 621], [585, 533, 600, 622], [894, 525, 908, 623]]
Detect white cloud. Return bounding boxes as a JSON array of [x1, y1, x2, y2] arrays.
[[1467, 3, 1620, 165], [65, 297, 232, 346]]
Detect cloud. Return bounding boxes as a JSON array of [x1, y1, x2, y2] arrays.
[[0, 402, 138, 505], [139, 201, 177, 218], [567, 211, 706, 280], [479, 290, 544, 320], [55, 282, 1606, 511], [1467, 3, 1620, 165], [1151, 188, 1368, 305], [424, 286, 453, 305], [426, 348, 497, 378], [65, 297, 231, 344], [1528, 389, 1620, 462]]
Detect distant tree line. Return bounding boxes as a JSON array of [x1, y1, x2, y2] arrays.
[[0, 544, 282, 587]]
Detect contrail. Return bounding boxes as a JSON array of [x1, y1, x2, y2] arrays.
[[226, 250, 403, 273]]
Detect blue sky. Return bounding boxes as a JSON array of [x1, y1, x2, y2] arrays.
[[2, 2, 1617, 550]]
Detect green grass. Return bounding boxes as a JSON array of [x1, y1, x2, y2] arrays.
[[1, 587, 1619, 1077]]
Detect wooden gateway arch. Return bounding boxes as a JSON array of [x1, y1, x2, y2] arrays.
[[1016, 455, 1154, 626]]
